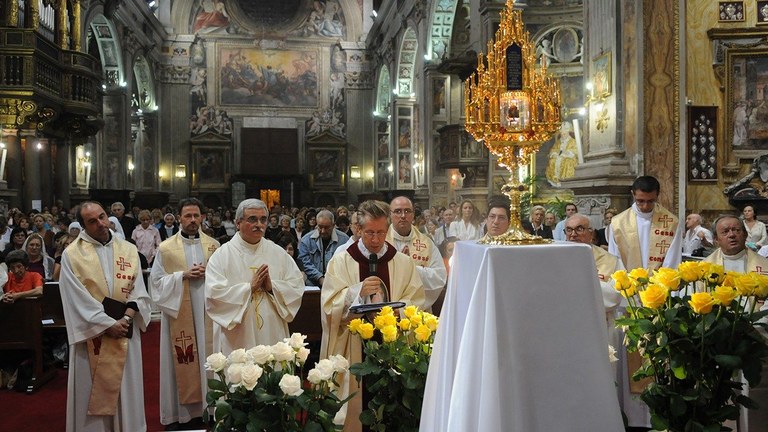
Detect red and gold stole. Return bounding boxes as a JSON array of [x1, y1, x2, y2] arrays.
[[158, 232, 218, 404], [386, 226, 434, 268], [67, 236, 139, 415], [611, 203, 678, 271]]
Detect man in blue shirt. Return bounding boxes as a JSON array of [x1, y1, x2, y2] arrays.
[[298, 209, 349, 287]]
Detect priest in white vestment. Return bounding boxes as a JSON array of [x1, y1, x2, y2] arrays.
[[59, 202, 151, 432], [703, 214, 768, 432], [386, 196, 446, 310], [205, 198, 304, 355], [150, 198, 219, 427], [321, 200, 425, 432], [607, 176, 682, 428]]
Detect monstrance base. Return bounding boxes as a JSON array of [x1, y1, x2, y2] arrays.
[[478, 226, 553, 246]]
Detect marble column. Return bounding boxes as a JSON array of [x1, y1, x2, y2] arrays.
[[55, 138, 72, 210], [157, 63, 193, 204], [342, 43, 374, 201], [20, 130, 41, 210], [38, 138, 53, 208], [0, 129, 20, 208]]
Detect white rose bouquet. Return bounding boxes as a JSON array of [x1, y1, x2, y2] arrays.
[[205, 333, 351, 431]]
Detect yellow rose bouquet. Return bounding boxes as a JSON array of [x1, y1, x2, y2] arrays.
[[204, 333, 351, 431], [613, 262, 768, 432], [348, 305, 438, 432]]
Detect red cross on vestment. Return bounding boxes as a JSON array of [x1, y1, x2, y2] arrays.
[[659, 214, 674, 229], [175, 331, 195, 364], [656, 239, 671, 255], [116, 256, 132, 271], [413, 239, 427, 252]]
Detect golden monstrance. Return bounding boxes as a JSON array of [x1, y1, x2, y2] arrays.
[[464, 0, 562, 245]]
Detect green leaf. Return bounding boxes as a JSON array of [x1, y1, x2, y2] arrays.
[[208, 378, 227, 392], [714, 354, 742, 369], [304, 421, 324, 432], [670, 394, 686, 417], [359, 409, 377, 426], [671, 363, 687, 380]]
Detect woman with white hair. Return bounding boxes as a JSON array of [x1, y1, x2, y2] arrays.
[[522, 205, 554, 239]]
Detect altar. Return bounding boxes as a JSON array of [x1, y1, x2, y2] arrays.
[[420, 241, 624, 432]]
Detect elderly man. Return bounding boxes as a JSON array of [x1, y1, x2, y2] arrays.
[[205, 198, 305, 354], [608, 176, 682, 271], [110, 201, 139, 240], [150, 198, 219, 428], [333, 210, 362, 258], [321, 200, 424, 432], [386, 196, 446, 310], [553, 202, 578, 241], [564, 214, 624, 332], [484, 201, 511, 237], [59, 201, 151, 432], [683, 213, 713, 255], [299, 209, 349, 287], [431, 207, 454, 248], [704, 214, 768, 432]]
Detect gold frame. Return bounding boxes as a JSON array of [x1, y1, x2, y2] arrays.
[[725, 47, 768, 159], [591, 51, 612, 98]]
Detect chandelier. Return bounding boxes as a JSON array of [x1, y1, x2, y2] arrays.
[[464, 0, 562, 245]]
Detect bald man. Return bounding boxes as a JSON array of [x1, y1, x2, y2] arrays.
[[683, 213, 713, 255]]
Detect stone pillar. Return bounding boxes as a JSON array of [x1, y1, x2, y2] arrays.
[[0, 129, 20, 208], [157, 63, 192, 200], [54, 138, 72, 210], [38, 138, 53, 208], [56, 0, 68, 49], [343, 43, 374, 201], [20, 130, 41, 210], [72, 0, 81, 51]]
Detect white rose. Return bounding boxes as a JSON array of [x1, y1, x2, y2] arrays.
[[608, 345, 618, 364], [240, 362, 264, 391], [279, 374, 304, 396], [228, 348, 248, 364], [314, 358, 335, 381], [272, 341, 294, 362], [205, 352, 228, 372], [226, 363, 244, 385], [285, 333, 308, 349], [296, 347, 310, 365], [246, 345, 273, 365], [307, 368, 324, 385], [330, 354, 349, 372]]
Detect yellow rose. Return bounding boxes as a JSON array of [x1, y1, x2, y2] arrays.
[[612, 270, 637, 296], [722, 272, 737, 288], [414, 324, 432, 342], [734, 273, 759, 297], [639, 284, 668, 309], [398, 318, 411, 331], [651, 267, 682, 291], [410, 313, 423, 326], [374, 313, 397, 330], [380, 306, 395, 317], [403, 305, 418, 319], [712, 285, 737, 307], [381, 325, 398, 343], [704, 264, 725, 286], [628, 268, 649, 282], [689, 292, 716, 314], [678, 261, 702, 283], [358, 323, 375, 340], [348, 318, 363, 334], [425, 315, 439, 331]]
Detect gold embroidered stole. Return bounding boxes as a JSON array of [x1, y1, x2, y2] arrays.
[[386, 226, 433, 268], [612, 204, 678, 271], [68, 237, 139, 415], [159, 232, 218, 404], [592, 245, 618, 283]]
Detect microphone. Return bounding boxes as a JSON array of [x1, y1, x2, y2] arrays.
[[369, 253, 378, 275]]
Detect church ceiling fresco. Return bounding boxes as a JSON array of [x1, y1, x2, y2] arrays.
[[190, 0, 346, 38]]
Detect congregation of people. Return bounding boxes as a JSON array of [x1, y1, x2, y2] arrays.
[[1, 176, 767, 431]]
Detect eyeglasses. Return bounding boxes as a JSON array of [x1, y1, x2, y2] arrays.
[[487, 214, 509, 222], [242, 216, 268, 225], [392, 208, 413, 216], [564, 226, 591, 235], [362, 231, 387, 238]]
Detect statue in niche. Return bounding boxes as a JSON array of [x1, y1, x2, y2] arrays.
[[536, 39, 556, 68], [191, 39, 205, 65], [546, 121, 579, 187]]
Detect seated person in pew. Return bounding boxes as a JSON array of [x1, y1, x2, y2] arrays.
[[2, 250, 43, 303]]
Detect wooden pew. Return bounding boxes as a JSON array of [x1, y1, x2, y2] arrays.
[[0, 297, 57, 393], [41, 282, 68, 368], [288, 287, 321, 343]]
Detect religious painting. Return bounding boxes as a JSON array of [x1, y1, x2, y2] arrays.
[[687, 106, 718, 182], [308, 148, 344, 187], [552, 27, 579, 63], [398, 118, 411, 149], [397, 152, 413, 188], [717, 1, 745, 22], [218, 47, 319, 108], [192, 0, 231, 34], [592, 52, 612, 97], [290, 0, 346, 38], [758, 1, 768, 25], [193, 147, 228, 187], [376, 120, 390, 160], [377, 161, 391, 190], [535, 119, 583, 189], [432, 77, 447, 116], [726, 48, 768, 158]]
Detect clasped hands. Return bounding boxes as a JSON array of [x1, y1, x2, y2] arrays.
[[106, 315, 132, 338], [360, 276, 384, 302], [183, 263, 206, 280], [251, 264, 273, 295]]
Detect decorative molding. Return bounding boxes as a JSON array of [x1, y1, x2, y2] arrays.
[[0, 99, 38, 129], [157, 64, 191, 83], [345, 71, 374, 89]]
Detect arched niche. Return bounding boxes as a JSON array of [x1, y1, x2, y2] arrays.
[[85, 14, 125, 88], [396, 28, 418, 96]]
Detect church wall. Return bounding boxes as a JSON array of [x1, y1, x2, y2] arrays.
[[684, 0, 758, 217]]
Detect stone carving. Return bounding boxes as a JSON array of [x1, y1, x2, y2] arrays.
[[189, 106, 233, 136], [158, 64, 191, 83], [306, 108, 345, 139]]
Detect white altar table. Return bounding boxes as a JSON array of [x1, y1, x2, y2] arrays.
[[420, 241, 624, 432]]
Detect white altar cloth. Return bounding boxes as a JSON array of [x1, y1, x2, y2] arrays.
[[420, 241, 624, 432]]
